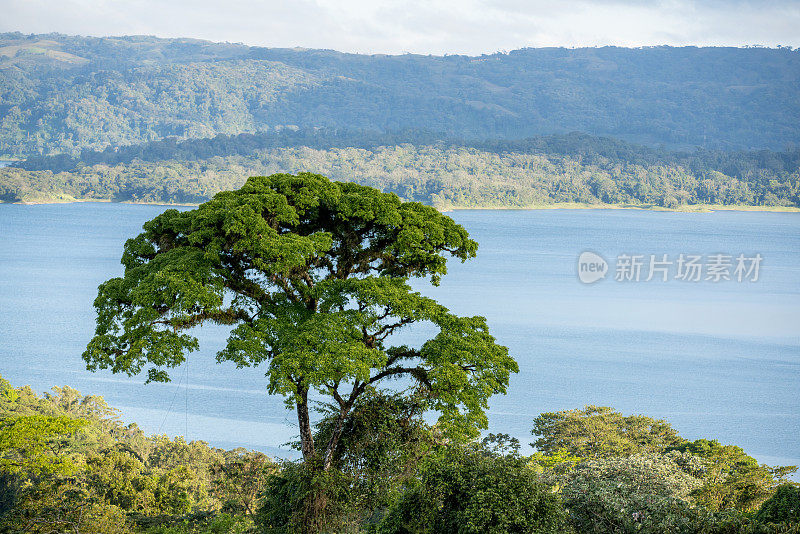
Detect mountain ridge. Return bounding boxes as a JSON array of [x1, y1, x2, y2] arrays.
[[2, 32, 799, 156]]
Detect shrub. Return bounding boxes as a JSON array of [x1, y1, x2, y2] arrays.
[[755, 484, 800, 525], [378, 445, 570, 534], [561, 452, 706, 533]]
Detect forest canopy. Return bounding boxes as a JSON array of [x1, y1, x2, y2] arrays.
[[1, 33, 799, 156], [1, 376, 797, 533], [1, 133, 798, 208]]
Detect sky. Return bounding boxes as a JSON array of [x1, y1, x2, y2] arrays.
[[2, 0, 799, 55]]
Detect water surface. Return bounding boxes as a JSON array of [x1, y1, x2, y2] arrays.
[[0, 203, 798, 469]]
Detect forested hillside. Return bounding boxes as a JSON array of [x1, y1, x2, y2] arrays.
[[2, 133, 798, 208], [2, 32, 799, 156]]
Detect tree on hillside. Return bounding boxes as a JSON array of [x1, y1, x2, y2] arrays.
[[83, 173, 516, 475], [531, 405, 685, 459], [669, 439, 797, 512]]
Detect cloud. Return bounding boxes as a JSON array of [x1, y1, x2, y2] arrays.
[[1, 0, 798, 54]]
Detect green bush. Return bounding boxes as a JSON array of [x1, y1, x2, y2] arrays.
[[377, 445, 570, 534], [140, 512, 253, 533], [561, 452, 706, 533], [755, 484, 800, 525], [255, 462, 361, 534]]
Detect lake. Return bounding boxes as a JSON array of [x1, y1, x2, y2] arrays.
[[0, 203, 798, 471]]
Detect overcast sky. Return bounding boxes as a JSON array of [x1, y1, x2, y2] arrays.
[[2, 0, 799, 55]]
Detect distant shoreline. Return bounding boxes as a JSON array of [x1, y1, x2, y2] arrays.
[[440, 202, 800, 213], [4, 198, 200, 207], [4, 198, 799, 213]]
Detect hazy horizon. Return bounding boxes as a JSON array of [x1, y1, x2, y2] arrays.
[[2, 0, 799, 55], [3, 29, 797, 57]]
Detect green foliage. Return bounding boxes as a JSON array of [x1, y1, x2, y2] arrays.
[[0, 414, 88, 477], [212, 448, 277, 517], [530, 407, 798, 532], [3, 33, 799, 208], [755, 485, 800, 525], [0, 410, 128, 533], [377, 444, 571, 534], [256, 462, 363, 534], [560, 452, 707, 534], [2, 138, 799, 208], [670, 440, 798, 512], [0, 374, 271, 532], [2, 33, 799, 156], [256, 392, 438, 533], [695, 512, 800, 533], [136, 511, 253, 534], [480, 433, 521, 456], [82, 173, 516, 479], [527, 447, 583, 490], [531, 405, 685, 459], [317, 392, 436, 511], [1, 374, 798, 534]]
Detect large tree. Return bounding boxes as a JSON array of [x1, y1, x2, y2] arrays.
[[83, 172, 517, 471], [531, 405, 684, 459]]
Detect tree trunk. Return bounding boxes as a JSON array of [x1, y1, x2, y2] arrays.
[[296, 387, 351, 533], [296, 386, 316, 463], [323, 402, 353, 470]]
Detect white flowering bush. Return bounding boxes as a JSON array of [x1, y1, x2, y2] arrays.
[[561, 451, 706, 533]]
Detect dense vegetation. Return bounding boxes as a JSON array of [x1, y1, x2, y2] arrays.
[[0, 374, 268, 533], [2, 133, 798, 208], [2, 377, 798, 533], [2, 25, 799, 534], [2, 32, 799, 157], [81, 173, 517, 488], [3, 33, 798, 209]]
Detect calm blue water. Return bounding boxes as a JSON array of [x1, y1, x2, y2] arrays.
[[0, 203, 798, 471]]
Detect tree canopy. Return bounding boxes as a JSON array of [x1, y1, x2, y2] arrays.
[[0, 374, 269, 533], [83, 172, 517, 472], [377, 444, 570, 534], [531, 405, 685, 459], [1, 373, 797, 533], [4, 133, 799, 208]]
